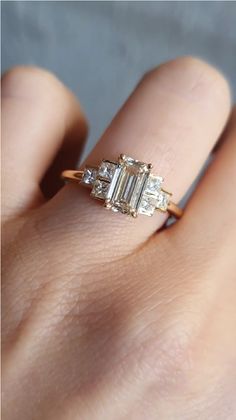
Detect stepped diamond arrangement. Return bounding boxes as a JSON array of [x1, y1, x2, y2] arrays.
[[82, 155, 170, 217]]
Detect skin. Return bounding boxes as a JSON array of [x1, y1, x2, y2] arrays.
[[2, 57, 236, 420]]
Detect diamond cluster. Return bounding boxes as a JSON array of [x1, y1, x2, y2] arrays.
[[81, 155, 170, 217]]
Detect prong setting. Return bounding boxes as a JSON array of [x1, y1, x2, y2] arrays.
[[131, 210, 138, 218], [104, 199, 112, 209], [118, 154, 126, 164]]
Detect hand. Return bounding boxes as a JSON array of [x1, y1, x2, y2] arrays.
[[2, 57, 236, 420]]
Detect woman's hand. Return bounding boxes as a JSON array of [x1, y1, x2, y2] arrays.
[[2, 57, 236, 420]]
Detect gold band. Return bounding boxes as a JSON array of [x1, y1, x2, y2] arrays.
[[62, 170, 84, 183], [61, 169, 183, 219]]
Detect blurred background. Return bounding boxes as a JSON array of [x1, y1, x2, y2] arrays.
[[2, 1, 236, 157]]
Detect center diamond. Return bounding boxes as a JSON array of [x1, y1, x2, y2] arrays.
[[106, 155, 150, 217]]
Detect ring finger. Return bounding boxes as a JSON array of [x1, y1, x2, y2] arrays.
[[51, 57, 231, 257]]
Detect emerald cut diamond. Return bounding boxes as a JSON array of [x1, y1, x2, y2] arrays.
[[106, 155, 150, 216]]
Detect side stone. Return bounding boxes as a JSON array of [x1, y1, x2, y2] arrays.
[[138, 195, 157, 216], [91, 179, 110, 199], [98, 161, 117, 181], [145, 175, 163, 195], [155, 191, 170, 211], [82, 167, 97, 185]]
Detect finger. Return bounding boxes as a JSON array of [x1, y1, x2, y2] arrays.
[[175, 106, 236, 250], [53, 57, 230, 257], [137, 108, 236, 402], [114, 109, 236, 413], [148, 107, 236, 293], [2, 66, 88, 220]]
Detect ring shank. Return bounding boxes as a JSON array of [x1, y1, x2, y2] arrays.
[[61, 170, 183, 219], [62, 170, 84, 183], [167, 201, 183, 219]]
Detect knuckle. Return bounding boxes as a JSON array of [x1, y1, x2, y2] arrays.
[[128, 316, 200, 401], [118, 271, 205, 395]]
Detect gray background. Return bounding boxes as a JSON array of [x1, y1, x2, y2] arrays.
[[2, 1, 236, 156]]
